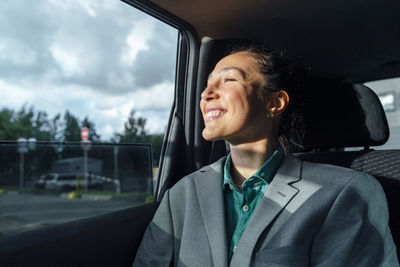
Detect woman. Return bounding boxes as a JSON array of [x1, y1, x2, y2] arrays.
[[133, 45, 398, 267]]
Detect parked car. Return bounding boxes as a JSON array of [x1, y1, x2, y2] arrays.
[[35, 173, 106, 191], [34, 173, 56, 189]]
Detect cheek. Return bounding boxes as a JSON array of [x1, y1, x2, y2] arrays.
[[225, 85, 246, 104], [226, 91, 251, 118], [200, 100, 206, 115]]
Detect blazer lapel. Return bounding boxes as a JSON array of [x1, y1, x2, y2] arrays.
[[194, 158, 228, 267], [230, 155, 302, 267]]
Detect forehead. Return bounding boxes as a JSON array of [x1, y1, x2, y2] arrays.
[[212, 52, 259, 76]]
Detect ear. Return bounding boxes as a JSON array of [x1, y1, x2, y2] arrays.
[[267, 90, 289, 117]]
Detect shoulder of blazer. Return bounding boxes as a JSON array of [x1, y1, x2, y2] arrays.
[[168, 156, 227, 192], [297, 156, 379, 190]]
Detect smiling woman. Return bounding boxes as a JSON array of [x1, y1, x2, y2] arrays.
[[200, 52, 269, 144], [134, 44, 399, 267], [0, 0, 177, 237], [1, 0, 400, 266]]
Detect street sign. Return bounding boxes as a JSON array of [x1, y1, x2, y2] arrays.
[[28, 137, 37, 150], [17, 138, 28, 153], [80, 140, 92, 152], [81, 127, 89, 141]]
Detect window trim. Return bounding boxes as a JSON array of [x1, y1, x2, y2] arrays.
[[122, 0, 200, 198]]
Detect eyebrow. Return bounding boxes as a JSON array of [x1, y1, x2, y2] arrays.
[[207, 67, 247, 81]]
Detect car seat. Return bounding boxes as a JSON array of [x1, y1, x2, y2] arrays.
[[294, 81, 400, 257], [194, 38, 400, 256]]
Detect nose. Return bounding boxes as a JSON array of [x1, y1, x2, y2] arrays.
[[201, 82, 219, 102]]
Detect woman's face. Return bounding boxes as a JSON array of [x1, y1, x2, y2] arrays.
[[200, 52, 270, 144]]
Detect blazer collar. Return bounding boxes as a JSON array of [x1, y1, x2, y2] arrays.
[[230, 155, 302, 267], [194, 157, 229, 267], [193, 155, 302, 267]]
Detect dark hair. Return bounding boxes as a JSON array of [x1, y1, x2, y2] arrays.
[[231, 44, 306, 153]]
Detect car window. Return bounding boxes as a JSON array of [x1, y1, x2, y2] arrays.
[[365, 78, 400, 149], [0, 0, 177, 237]]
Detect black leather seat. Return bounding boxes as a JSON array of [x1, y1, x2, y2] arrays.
[[294, 82, 400, 256]]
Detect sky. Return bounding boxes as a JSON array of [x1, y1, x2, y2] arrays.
[[0, 0, 177, 140]]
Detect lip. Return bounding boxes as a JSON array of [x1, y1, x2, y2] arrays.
[[204, 107, 227, 122]]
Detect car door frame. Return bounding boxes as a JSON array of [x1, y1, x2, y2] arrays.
[[122, 0, 202, 199], [0, 0, 200, 265]]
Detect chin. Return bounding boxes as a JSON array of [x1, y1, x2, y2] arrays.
[[202, 128, 223, 141], [202, 131, 215, 141]]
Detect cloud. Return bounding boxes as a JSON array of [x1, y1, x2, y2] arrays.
[[131, 23, 177, 88], [122, 19, 155, 66], [0, 0, 177, 140], [1, 76, 174, 139], [131, 82, 175, 111], [0, 1, 55, 80], [140, 110, 171, 134], [0, 0, 177, 94], [0, 79, 35, 107]]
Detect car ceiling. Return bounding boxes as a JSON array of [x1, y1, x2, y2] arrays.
[[147, 0, 400, 82]]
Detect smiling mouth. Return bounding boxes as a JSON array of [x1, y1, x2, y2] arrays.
[[205, 109, 227, 121]]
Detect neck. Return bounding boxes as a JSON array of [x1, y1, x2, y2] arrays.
[[229, 139, 278, 186]]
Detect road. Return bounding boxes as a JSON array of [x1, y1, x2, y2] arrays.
[[0, 191, 142, 237]]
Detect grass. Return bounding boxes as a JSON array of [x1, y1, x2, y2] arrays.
[[81, 190, 154, 202], [0, 186, 154, 203], [0, 186, 59, 195]]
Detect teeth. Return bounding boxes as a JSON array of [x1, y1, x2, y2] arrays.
[[206, 110, 224, 118]]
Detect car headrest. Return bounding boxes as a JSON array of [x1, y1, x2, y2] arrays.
[[299, 82, 389, 150]]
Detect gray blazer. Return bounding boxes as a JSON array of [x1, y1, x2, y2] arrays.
[[133, 156, 399, 267]]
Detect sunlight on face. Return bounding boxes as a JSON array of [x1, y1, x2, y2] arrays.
[[200, 52, 270, 145]]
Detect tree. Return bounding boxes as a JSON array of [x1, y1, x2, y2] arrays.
[[0, 108, 14, 140], [31, 111, 51, 141], [82, 117, 101, 142], [48, 113, 63, 142], [0, 107, 102, 142], [113, 109, 166, 166], [0, 106, 50, 141], [12, 105, 34, 139], [0, 106, 106, 185], [147, 134, 164, 167], [63, 111, 81, 141], [116, 109, 147, 144]]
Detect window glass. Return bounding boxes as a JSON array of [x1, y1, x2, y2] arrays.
[[365, 78, 400, 149], [0, 0, 177, 237]]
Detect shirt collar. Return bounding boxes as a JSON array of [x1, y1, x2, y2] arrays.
[[223, 147, 284, 190]]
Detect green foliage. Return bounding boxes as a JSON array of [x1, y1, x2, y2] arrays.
[[0, 108, 15, 140], [112, 109, 165, 166], [48, 113, 62, 141], [82, 117, 101, 142], [0, 106, 101, 142], [115, 110, 148, 144], [0, 106, 50, 141], [147, 134, 164, 166], [63, 111, 81, 141], [0, 106, 164, 166], [32, 111, 51, 141]]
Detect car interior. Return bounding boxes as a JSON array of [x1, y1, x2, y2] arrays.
[[1, 0, 399, 266]]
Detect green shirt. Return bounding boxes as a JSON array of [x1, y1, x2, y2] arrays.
[[223, 147, 284, 260]]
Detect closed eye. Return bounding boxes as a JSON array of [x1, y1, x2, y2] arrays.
[[223, 78, 236, 83]]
